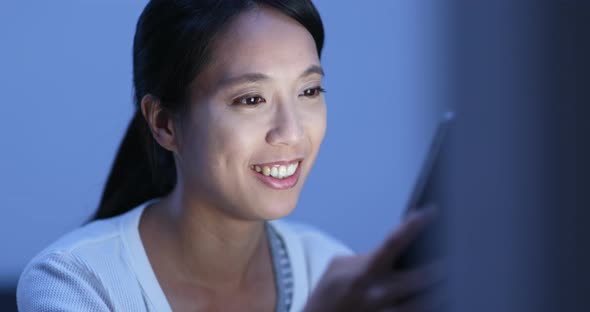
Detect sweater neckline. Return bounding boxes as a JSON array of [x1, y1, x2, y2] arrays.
[[117, 200, 307, 312], [119, 199, 173, 312]]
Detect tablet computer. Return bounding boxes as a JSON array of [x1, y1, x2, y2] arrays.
[[395, 111, 454, 269]]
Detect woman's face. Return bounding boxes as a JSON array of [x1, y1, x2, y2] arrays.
[[175, 7, 326, 221]]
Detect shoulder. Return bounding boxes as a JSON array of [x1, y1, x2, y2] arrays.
[[17, 250, 113, 311], [23, 212, 127, 271], [17, 208, 143, 311]]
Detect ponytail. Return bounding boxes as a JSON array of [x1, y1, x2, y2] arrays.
[[93, 110, 176, 220]]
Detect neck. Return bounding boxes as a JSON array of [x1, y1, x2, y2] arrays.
[[141, 185, 271, 291]]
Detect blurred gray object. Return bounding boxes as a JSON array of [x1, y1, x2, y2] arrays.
[[446, 0, 587, 311]]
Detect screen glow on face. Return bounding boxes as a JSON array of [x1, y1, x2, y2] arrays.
[[176, 7, 327, 221]]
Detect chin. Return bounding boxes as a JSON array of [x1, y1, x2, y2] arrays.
[[258, 200, 298, 220]]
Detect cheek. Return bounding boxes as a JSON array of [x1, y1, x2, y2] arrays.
[[302, 102, 327, 147], [211, 124, 257, 167], [188, 109, 261, 176]]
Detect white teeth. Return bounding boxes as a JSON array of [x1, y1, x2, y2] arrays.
[[287, 163, 297, 175], [278, 166, 287, 178], [257, 162, 299, 179]]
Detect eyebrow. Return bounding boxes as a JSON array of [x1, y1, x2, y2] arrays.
[[216, 64, 325, 89]]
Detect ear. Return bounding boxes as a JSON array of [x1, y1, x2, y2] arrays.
[[140, 94, 180, 153]]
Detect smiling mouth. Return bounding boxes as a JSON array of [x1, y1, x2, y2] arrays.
[[249, 160, 301, 179]]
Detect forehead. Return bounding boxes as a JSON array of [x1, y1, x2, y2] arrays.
[[196, 6, 321, 90]]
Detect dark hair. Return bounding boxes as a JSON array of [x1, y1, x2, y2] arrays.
[[93, 0, 325, 220]]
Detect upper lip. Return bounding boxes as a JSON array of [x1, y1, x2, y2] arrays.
[[251, 158, 303, 167]]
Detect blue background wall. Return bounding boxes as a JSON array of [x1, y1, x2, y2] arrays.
[[0, 0, 448, 288]]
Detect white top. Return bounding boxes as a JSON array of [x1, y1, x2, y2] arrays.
[[16, 201, 354, 312]]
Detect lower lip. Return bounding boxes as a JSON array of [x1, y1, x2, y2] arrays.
[[252, 163, 302, 190]]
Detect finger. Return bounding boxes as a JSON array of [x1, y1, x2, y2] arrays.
[[366, 206, 437, 276], [403, 200, 434, 218], [366, 260, 447, 306]]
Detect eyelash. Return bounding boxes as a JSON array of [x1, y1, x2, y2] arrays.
[[301, 86, 326, 98], [232, 86, 326, 106]]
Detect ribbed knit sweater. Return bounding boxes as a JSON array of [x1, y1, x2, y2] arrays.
[[17, 201, 353, 312]]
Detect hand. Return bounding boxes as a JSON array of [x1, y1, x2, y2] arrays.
[[303, 207, 446, 312]]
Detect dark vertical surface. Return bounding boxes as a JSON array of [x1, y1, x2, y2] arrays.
[[447, 0, 588, 311], [0, 289, 16, 312]]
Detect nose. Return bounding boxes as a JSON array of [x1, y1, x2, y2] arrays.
[[265, 100, 304, 146]]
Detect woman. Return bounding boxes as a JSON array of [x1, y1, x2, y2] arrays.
[[17, 0, 442, 311]]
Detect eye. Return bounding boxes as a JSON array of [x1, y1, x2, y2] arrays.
[[233, 95, 266, 106], [300, 86, 326, 98]]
